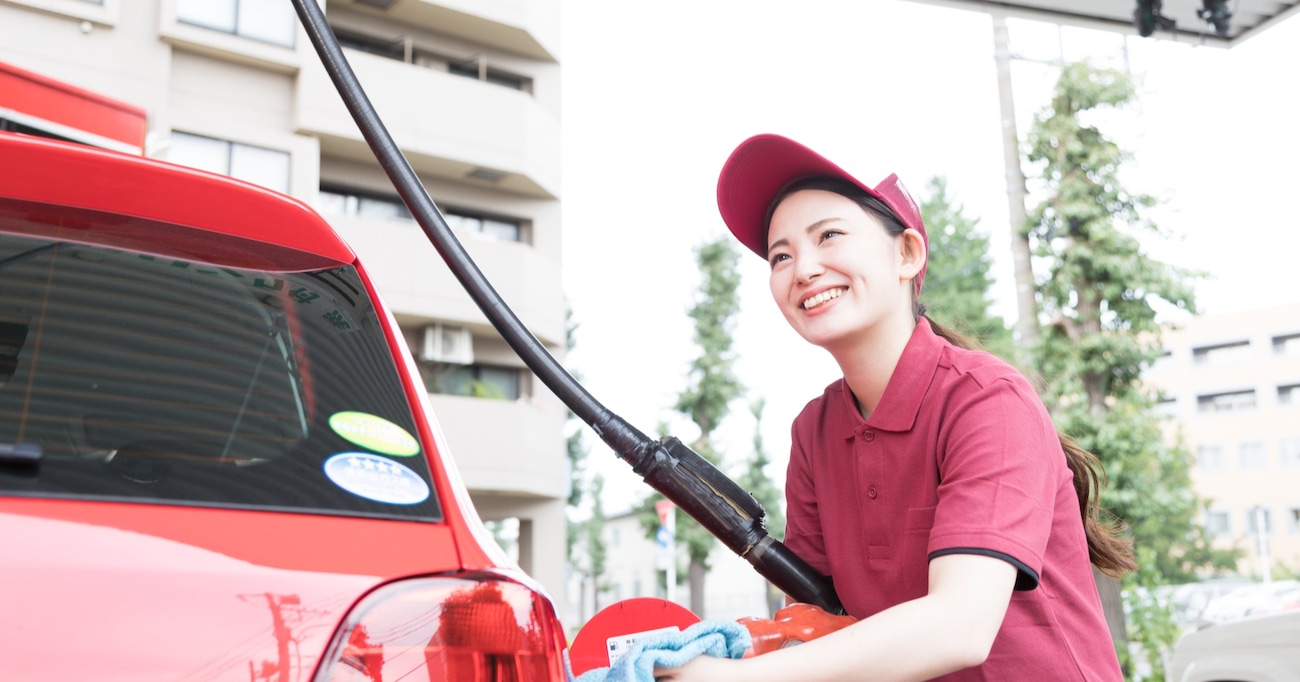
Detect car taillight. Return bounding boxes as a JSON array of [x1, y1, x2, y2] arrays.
[[314, 575, 570, 682]]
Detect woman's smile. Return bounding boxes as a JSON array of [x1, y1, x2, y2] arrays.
[[802, 286, 847, 310]]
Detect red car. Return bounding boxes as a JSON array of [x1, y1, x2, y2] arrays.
[[0, 132, 572, 681]]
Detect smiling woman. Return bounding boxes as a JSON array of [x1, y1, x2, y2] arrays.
[[647, 133, 1135, 682]]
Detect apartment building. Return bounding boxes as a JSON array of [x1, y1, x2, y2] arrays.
[[0, 0, 568, 611], [1146, 302, 1300, 577]]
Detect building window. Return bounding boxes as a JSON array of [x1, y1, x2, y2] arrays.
[[334, 29, 407, 61], [1192, 340, 1251, 366], [1204, 510, 1231, 538], [1238, 441, 1267, 471], [1151, 349, 1175, 373], [332, 26, 532, 93], [318, 187, 411, 222], [1288, 507, 1300, 535], [1279, 383, 1300, 406], [1155, 395, 1178, 417], [1274, 332, 1300, 357], [421, 363, 521, 400], [1281, 438, 1300, 468], [448, 60, 528, 91], [176, 0, 297, 47], [1196, 444, 1226, 472], [444, 208, 523, 243], [317, 187, 525, 243], [1245, 507, 1274, 535], [168, 132, 289, 193], [1196, 389, 1256, 414]]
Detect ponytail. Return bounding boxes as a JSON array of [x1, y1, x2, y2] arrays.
[[922, 311, 1137, 577]]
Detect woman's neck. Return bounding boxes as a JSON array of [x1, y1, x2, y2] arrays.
[[830, 314, 917, 420]]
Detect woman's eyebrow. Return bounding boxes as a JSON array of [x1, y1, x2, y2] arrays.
[[768, 217, 846, 253]]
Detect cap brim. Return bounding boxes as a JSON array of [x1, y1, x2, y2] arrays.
[[716, 134, 880, 259]]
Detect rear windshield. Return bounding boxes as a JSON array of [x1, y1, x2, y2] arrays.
[[0, 230, 441, 521]]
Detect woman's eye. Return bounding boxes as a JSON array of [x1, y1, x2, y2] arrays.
[[769, 253, 790, 267], [819, 229, 843, 243]]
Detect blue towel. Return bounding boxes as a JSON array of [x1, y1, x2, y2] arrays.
[[574, 619, 752, 682]]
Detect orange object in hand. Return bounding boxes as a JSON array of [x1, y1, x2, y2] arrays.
[[738, 603, 858, 657]]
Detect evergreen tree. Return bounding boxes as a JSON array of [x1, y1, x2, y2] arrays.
[[1023, 60, 1238, 679], [737, 397, 786, 616], [585, 473, 609, 613], [564, 306, 589, 561], [916, 176, 1014, 361], [640, 236, 744, 616]]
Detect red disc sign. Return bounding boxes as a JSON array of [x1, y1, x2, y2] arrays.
[[569, 597, 700, 676], [655, 499, 674, 527]]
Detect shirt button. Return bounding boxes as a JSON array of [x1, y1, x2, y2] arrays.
[[863, 430, 875, 442], [868, 486, 878, 499]]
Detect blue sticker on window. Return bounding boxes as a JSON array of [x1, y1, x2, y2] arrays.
[[323, 452, 430, 505]]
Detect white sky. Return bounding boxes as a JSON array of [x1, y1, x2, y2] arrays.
[[557, 1, 1300, 515]]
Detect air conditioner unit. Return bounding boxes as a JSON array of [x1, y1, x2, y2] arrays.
[[420, 324, 473, 365]]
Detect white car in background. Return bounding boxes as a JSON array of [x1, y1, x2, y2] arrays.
[[1197, 580, 1300, 627], [1167, 606, 1300, 681]]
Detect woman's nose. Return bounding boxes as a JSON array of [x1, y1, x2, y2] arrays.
[[793, 254, 823, 283]]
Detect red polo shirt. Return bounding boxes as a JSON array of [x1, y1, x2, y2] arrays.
[[783, 318, 1122, 680]]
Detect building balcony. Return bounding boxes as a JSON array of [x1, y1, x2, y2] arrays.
[[296, 48, 560, 199], [331, 0, 559, 61], [329, 213, 564, 345], [427, 392, 567, 499]]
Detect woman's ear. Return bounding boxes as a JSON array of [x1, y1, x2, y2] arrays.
[[898, 228, 927, 282]]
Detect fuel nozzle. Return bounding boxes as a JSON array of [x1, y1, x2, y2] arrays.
[[626, 436, 844, 615]]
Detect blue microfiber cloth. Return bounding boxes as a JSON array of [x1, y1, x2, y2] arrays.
[[574, 619, 752, 682]]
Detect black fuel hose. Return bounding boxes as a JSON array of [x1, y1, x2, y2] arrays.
[[289, 0, 842, 616]]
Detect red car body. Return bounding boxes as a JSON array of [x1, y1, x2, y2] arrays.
[[0, 132, 571, 681]]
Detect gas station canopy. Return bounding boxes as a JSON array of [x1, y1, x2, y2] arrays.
[[911, 0, 1300, 46]]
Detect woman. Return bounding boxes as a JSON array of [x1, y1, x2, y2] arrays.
[[659, 134, 1134, 681]]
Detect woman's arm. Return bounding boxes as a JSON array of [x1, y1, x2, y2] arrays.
[[655, 553, 1017, 682]]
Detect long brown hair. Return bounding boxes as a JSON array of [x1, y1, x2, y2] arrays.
[[768, 177, 1137, 577]]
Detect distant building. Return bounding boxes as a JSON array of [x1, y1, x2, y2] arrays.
[[567, 507, 773, 631], [1146, 302, 1300, 577]]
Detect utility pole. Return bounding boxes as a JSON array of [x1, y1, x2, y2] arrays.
[[991, 13, 1039, 352], [989, 15, 1129, 658]]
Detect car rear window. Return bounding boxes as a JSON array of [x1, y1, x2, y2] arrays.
[[0, 230, 441, 521]]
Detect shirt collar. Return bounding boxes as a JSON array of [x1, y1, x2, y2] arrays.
[[837, 317, 945, 437]]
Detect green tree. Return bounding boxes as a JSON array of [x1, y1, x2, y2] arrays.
[[641, 236, 744, 616], [737, 397, 786, 616], [563, 306, 589, 560], [1023, 60, 1237, 679], [917, 176, 1014, 361], [584, 473, 609, 613]]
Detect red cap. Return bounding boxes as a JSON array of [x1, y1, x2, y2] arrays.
[[716, 133, 928, 294]]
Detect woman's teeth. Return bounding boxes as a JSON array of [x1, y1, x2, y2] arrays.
[[803, 288, 844, 310]]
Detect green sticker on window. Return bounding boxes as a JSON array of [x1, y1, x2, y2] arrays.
[[329, 411, 420, 457]]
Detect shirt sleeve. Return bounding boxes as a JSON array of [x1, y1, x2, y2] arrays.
[[782, 414, 830, 577], [926, 374, 1062, 589]]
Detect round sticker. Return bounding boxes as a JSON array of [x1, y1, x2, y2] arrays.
[[329, 411, 420, 456], [323, 452, 430, 505]]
